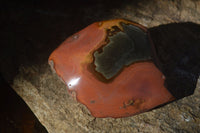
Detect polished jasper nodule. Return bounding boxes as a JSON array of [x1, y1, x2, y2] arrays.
[[49, 19, 175, 118], [94, 23, 151, 79]]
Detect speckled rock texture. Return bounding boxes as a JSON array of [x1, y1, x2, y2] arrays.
[[1, 0, 200, 133]]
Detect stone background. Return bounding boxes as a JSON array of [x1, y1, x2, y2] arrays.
[[1, 0, 200, 132]]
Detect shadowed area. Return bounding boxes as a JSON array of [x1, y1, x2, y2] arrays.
[[0, 74, 48, 133], [149, 22, 200, 99]]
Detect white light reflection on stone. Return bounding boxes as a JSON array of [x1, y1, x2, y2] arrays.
[[67, 77, 81, 89]]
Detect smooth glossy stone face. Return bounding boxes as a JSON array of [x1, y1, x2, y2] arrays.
[[49, 19, 175, 118]]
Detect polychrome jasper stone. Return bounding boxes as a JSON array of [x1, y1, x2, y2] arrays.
[[48, 19, 175, 118]]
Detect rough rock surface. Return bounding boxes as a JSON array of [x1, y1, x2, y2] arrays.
[[1, 0, 200, 133]]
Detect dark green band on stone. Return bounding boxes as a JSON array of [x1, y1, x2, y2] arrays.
[[93, 23, 152, 79]]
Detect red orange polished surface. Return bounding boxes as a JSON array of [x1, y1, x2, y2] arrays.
[[49, 19, 175, 118]]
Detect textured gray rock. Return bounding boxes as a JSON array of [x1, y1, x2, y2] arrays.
[[12, 65, 200, 133], [1, 0, 200, 132]]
